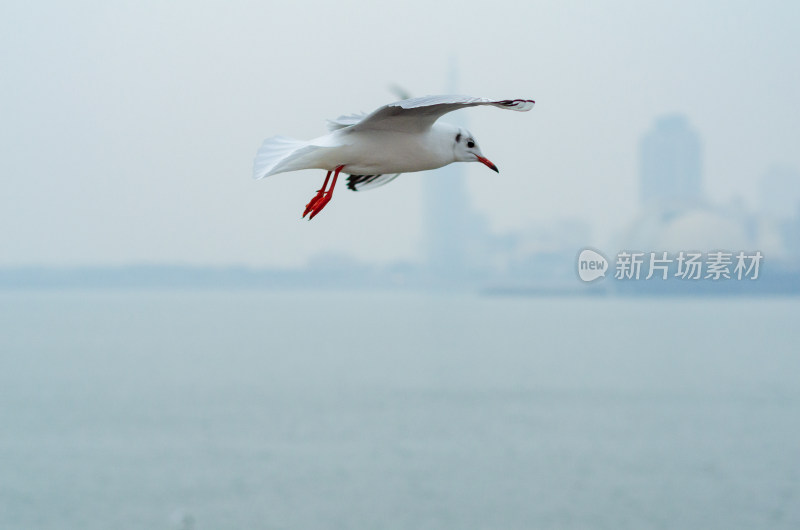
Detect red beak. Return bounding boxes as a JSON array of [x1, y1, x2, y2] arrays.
[[476, 155, 499, 173]]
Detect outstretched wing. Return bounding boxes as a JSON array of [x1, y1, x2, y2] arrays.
[[347, 173, 402, 191], [346, 95, 535, 134]]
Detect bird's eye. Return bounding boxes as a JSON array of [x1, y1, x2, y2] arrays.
[[467, 141, 475, 148]]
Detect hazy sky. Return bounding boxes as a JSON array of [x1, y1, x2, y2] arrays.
[[2, 1, 798, 267]]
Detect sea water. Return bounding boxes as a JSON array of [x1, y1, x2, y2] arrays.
[[1, 291, 798, 529]]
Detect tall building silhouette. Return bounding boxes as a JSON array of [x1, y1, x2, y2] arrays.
[[423, 157, 471, 277], [639, 115, 704, 207], [423, 59, 490, 283], [622, 115, 762, 255]]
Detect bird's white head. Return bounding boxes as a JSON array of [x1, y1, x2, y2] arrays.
[[451, 128, 499, 173]]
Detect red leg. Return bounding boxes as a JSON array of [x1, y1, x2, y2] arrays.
[[303, 170, 332, 218], [308, 165, 344, 220]]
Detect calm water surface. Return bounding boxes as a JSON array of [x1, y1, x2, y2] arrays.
[[1, 291, 798, 529]]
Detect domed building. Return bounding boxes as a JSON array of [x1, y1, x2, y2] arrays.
[[618, 202, 758, 254]]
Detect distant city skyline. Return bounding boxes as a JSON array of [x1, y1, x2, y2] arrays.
[[4, 106, 799, 293]]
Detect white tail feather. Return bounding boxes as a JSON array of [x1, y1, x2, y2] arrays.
[[253, 136, 321, 180]]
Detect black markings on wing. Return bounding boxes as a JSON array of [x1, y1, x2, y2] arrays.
[[347, 174, 381, 191], [346, 173, 402, 191]]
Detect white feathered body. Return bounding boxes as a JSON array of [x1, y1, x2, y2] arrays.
[[254, 122, 459, 180]]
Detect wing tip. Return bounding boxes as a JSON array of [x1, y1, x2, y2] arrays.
[[496, 99, 536, 111]]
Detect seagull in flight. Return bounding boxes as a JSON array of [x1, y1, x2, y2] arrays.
[[253, 95, 535, 219]]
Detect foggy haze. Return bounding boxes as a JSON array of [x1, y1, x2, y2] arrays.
[[2, 1, 798, 267]]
